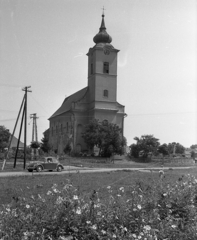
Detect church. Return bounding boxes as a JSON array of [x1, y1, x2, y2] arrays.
[[48, 13, 126, 154]]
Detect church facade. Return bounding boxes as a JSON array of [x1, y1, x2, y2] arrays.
[[48, 13, 126, 154]]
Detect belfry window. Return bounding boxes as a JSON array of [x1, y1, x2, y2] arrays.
[[103, 62, 109, 74], [103, 89, 108, 97]]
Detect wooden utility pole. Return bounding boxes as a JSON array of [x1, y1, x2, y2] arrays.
[[1, 87, 32, 171], [22, 86, 32, 169], [1, 96, 25, 170]]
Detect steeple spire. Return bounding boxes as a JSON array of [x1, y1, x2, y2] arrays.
[[93, 10, 112, 44], [100, 7, 106, 31]]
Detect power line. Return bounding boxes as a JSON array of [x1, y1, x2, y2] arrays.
[[127, 111, 197, 117], [0, 83, 23, 88], [29, 94, 50, 115]]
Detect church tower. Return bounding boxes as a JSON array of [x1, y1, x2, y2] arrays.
[[48, 12, 125, 154], [86, 13, 124, 125]]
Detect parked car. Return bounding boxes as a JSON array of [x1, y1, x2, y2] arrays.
[[26, 156, 64, 172]]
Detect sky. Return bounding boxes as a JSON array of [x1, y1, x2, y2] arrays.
[[0, 0, 196, 148]]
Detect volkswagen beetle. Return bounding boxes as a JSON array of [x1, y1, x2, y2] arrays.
[[27, 156, 64, 172]]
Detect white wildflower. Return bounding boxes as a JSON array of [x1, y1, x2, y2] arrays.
[[137, 204, 142, 210], [159, 170, 164, 178], [56, 196, 63, 205], [53, 188, 59, 193], [76, 207, 81, 215], [26, 204, 30, 209], [91, 224, 97, 230], [73, 195, 78, 200], [143, 225, 151, 231]]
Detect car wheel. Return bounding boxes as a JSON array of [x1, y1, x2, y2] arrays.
[[28, 169, 33, 172], [57, 166, 62, 172], [36, 166, 43, 172]]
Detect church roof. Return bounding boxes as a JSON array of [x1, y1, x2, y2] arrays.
[[49, 87, 88, 119]]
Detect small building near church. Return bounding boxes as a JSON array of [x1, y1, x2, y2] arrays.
[[48, 13, 126, 154], [9, 135, 24, 149]]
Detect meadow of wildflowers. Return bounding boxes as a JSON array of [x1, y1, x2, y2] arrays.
[[1, 171, 197, 239]]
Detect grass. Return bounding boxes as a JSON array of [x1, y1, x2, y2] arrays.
[[1, 167, 197, 205]]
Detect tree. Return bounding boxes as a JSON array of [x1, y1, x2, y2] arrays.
[[175, 143, 185, 154], [129, 143, 141, 158], [40, 135, 51, 153], [191, 151, 195, 159], [30, 141, 40, 149], [81, 119, 100, 150], [130, 135, 160, 158], [158, 143, 169, 156], [82, 119, 123, 157], [167, 142, 185, 155], [64, 143, 71, 155], [190, 144, 197, 149], [0, 126, 10, 152]]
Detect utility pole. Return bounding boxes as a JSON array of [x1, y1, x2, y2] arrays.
[[2, 96, 25, 170], [30, 113, 39, 142], [30, 113, 39, 160], [22, 86, 32, 169], [1, 86, 32, 171]]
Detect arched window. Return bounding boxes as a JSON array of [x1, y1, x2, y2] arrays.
[[103, 89, 108, 97], [103, 62, 109, 73]]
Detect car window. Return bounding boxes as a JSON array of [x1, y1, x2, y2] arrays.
[[47, 158, 53, 163], [52, 158, 58, 163]]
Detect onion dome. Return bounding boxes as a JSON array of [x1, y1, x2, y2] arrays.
[[93, 14, 112, 44]]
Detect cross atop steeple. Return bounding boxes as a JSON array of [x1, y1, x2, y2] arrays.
[[102, 6, 105, 16]]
